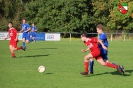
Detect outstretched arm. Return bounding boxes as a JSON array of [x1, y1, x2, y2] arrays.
[[20, 28, 23, 33], [15, 33, 19, 41], [4, 34, 10, 40], [81, 47, 90, 52]]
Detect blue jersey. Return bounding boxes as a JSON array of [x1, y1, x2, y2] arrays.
[[98, 32, 108, 48], [31, 26, 37, 37], [98, 32, 108, 60], [31, 26, 37, 32], [22, 23, 30, 40], [22, 23, 30, 33]]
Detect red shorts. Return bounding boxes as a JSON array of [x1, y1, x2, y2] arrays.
[[9, 40, 18, 48], [91, 48, 102, 60]]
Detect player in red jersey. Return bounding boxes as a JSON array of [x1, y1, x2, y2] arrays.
[[80, 32, 124, 75], [4, 22, 24, 58]]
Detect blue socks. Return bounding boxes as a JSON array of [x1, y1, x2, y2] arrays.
[[22, 42, 26, 49], [89, 60, 94, 72]]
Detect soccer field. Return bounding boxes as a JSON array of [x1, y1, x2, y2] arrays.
[[0, 39, 133, 88]]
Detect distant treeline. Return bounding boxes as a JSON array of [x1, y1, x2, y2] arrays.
[[0, 0, 133, 33]]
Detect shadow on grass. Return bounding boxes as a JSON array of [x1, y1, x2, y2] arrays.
[[27, 48, 57, 50], [85, 70, 132, 77], [19, 54, 50, 58], [45, 73, 53, 75], [125, 69, 133, 73], [39, 48, 57, 49]]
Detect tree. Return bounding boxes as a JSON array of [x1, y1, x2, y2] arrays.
[[91, 0, 133, 32], [0, 0, 23, 31], [21, 0, 90, 32]]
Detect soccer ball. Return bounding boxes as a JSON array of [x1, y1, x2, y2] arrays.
[[38, 66, 45, 73]]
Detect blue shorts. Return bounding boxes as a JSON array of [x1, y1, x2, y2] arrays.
[[100, 48, 108, 60], [30, 32, 36, 37], [22, 32, 30, 40]]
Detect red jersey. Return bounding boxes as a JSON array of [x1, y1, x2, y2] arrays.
[[84, 38, 98, 51], [8, 28, 18, 41]]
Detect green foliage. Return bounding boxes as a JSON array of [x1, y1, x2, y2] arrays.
[[0, 0, 23, 31], [91, 0, 133, 31], [107, 0, 133, 31], [22, 0, 90, 32], [0, 0, 133, 32]]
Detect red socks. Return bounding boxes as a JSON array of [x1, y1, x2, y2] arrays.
[[105, 62, 117, 69], [10, 46, 22, 57], [84, 62, 88, 72], [11, 52, 15, 57], [17, 46, 22, 50]]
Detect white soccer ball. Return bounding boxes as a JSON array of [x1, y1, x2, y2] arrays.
[[38, 66, 46, 73]]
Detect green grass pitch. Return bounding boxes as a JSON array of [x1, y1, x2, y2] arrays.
[[0, 39, 133, 88]]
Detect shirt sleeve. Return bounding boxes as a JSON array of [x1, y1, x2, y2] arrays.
[[14, 28, 18, 34], [100, 33, 107, 41], [35, 26, 37, 30], [27, 24, 30, 29]]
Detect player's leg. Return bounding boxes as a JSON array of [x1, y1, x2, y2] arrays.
[[103, 56, 125, 74], [26, 34, 30, 43], [89, 59, 94, 74], [96, 58, 117, 68], [13, 41, 23, 51], [96, 58, 125, 74], [9, 45, 16, 58], [80, 53, 93, 75], [32, 36, 35, 42], [33, 33, 36, 42], [22, 33, 26, 49], [11, 41, 21, 57], [28, 35, 33, 42], [81, 48, 101, 75], [22, 38, 26, 50], [102, 50, 117, 66]]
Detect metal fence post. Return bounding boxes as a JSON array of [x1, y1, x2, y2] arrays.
[[111, 33, 112, 42], [124, 34, 125, 42], [70, 32, 71, 41]]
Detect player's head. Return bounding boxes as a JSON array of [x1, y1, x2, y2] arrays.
[[22, 19, 26, 24], [8, 22, 13, 28], [32, 23, 35, 26], [81, 32, 88, 41], [96, 24, 103, 34]]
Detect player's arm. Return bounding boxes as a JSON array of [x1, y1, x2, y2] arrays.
[[98, 39, 108, 50], [20, 24, 23, 33], [35, 29, 37, 32], [27, 27, 31, 32], [15, 32, 19, 41], [81, 47, 90, 52], [35, 27, 37, 32], [4, 34, 10, 40], [14, 29, 19, 41], [25, 25, 31, 32], [20, 28, 23, 33]]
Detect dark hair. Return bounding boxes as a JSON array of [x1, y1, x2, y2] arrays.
[[9, 22, 13, 24], [81, 32, 88, 37], [96, 24, 103, 30], [22, 18, 26, 21]]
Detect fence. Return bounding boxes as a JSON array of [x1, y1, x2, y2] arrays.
[[60, 32, 133, 41], [1, 32, 133, 41]]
